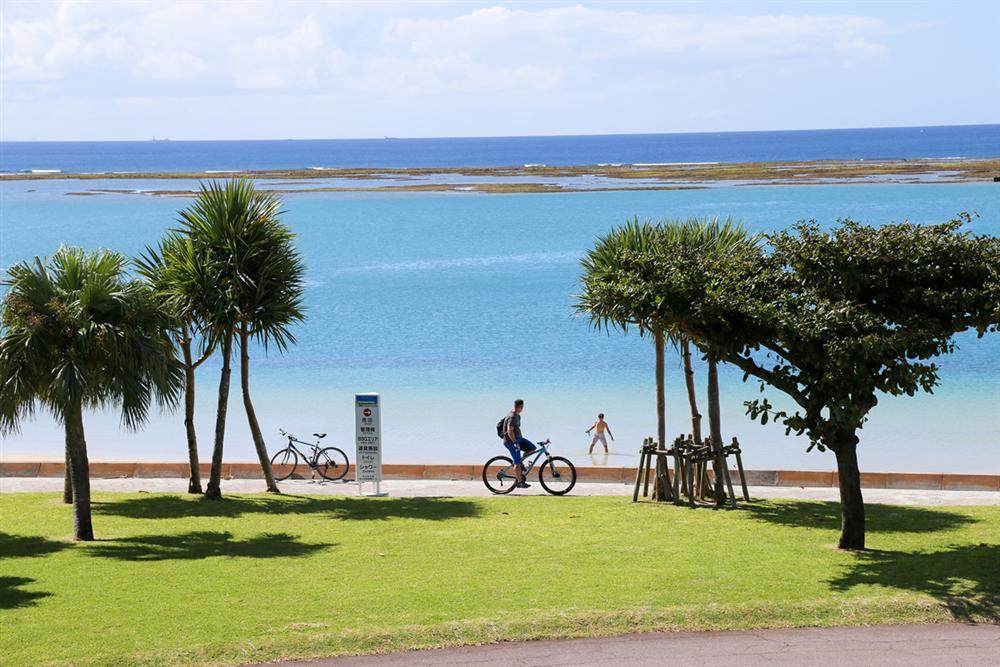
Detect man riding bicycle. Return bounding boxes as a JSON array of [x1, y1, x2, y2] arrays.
[[502, 399, 537, 488]]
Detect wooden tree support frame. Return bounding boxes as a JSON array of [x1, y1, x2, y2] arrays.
[[632, 435, 751, 506], [633, 437, 675, 502]]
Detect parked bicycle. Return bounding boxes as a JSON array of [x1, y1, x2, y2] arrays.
[[269, 429, 350, 481], [482, 439, 577, 495]]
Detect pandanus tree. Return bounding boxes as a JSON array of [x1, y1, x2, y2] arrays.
[[578, 220, 668, 454], [0, 247, 182, 540], [579, 217, 759, 504], [578, 219, 695, 500], [634, 214, 999, 549], [171, 179, 305, 500], [136, 234, 215, 494], [678, 218, 762, 502]]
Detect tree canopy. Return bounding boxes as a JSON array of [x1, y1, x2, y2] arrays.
[[605, 212, 999, 548], [0, 247, 182, 432], [0, 246, 182, 539]]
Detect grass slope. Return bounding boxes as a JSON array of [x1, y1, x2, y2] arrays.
[[1, 493, 997, 665]]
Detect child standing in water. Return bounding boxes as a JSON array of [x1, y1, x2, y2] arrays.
[[585, 413, 614, 453]]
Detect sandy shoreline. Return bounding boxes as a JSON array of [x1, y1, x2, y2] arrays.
[[4, 158, 999, 195]]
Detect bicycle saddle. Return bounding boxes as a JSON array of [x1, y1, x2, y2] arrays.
[[313, 433, 327, 439]]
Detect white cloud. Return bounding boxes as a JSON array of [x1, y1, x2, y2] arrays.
[[2, 2, 892, 98]]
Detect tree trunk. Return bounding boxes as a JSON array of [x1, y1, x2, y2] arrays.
[[681, 339, 702, 445], [62, 446, 73, 504], [651, 329, 674, 502], [204, 328, 233, 501], [240, 323, 280, 493], [64, 400, 94, 541], [181, 336, 203, 494], [654, 329, 666, 452], [706, 356, 726, 504], [831, 430, 865, 550]]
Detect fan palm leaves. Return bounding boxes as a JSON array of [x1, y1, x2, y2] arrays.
[[0, 247, 182, 539], [577, 218, 674, 497], [136, 233, 216, 493], [577, 216, 760, 502], [168, 178, 305, 499]]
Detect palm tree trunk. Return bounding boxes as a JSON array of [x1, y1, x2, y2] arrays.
[[204, 328, 233, 500], [64, 399, 94, 541], [63, 446, 73, 504], [181, 335, 202, 494], [655, 329, 666, 451], [707, 355, 726, 504], [652, 328, 673, 502], [240, 323, 280, 493], [681, 339, 702, 444]]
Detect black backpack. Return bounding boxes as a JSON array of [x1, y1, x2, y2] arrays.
[[496, 417, 506, 439]]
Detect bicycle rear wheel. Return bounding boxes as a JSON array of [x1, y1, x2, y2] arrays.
[[482, 455, 517, 494], [269, 447, 299, 481], [316, 447, 350, 481], [539, 456, 576, 495]]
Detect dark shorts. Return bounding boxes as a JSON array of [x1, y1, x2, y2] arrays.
[[503, 437, 536, 466]]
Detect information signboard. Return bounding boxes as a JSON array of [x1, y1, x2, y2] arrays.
[[354, 392, 386, 496]]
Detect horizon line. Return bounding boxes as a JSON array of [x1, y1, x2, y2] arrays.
[[3, 122, 998, 144]]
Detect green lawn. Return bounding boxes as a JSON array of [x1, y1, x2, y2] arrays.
[[1, 493, 997, 665]]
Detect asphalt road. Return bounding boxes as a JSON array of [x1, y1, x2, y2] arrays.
[[275, 624, 1000, 666]]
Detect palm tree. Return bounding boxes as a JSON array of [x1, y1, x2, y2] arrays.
[[577, 219, 674, 498], [172, 179, 304, 499], [63, 449, 72, 504], [677, 217, 762, 502], [680, 337, 703, 445], [579, 217, 759, 504], [0, 247, 182, 540], [136, 234, 216, 494]]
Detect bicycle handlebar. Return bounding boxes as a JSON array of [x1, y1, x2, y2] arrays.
[[279, 429, 321, 448]]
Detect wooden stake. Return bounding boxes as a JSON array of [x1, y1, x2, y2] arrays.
[[733, 437, 751, 502]]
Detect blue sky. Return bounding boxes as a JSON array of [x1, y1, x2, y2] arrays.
[[2, 1, 998, 141]]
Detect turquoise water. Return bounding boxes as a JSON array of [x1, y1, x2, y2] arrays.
[[1, 180, 998, 473]]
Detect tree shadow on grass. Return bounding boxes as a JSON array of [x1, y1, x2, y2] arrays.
[[0, 576, 52, 610], [93, 495, 482, 522], [83, 531, 333, 561], [829, 543, 1000, 622], [0, 532, 71, 558], [743, 500, 976, 534]]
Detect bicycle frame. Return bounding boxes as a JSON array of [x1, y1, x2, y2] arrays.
[[282, 435, 322, 464], [499, 440, 552, 478]]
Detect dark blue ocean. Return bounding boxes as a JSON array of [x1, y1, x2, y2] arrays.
[[2, 124, 999, 173]]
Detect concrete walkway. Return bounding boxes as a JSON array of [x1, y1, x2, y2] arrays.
[[276, 624, 1000, 666], [3, 477, 998, 505]]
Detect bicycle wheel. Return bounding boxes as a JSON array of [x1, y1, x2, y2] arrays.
[[316, 446, 350, 482], [482, 455, 517, 495], [269, 447, 299, 481], [539, 456, 576, 495]]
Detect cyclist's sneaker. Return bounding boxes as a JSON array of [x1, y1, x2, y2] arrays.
[[516, 481, 531, 488]]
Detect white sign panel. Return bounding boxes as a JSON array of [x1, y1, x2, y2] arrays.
[[354, 393, 382, 488]]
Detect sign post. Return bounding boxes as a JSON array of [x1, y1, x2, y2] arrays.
[[355, 392, 387, 497]]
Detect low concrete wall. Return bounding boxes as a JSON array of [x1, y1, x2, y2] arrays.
[[1, 461, 998, 491]]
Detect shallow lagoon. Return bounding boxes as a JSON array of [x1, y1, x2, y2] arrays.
[[1, 180, 998, 473]]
